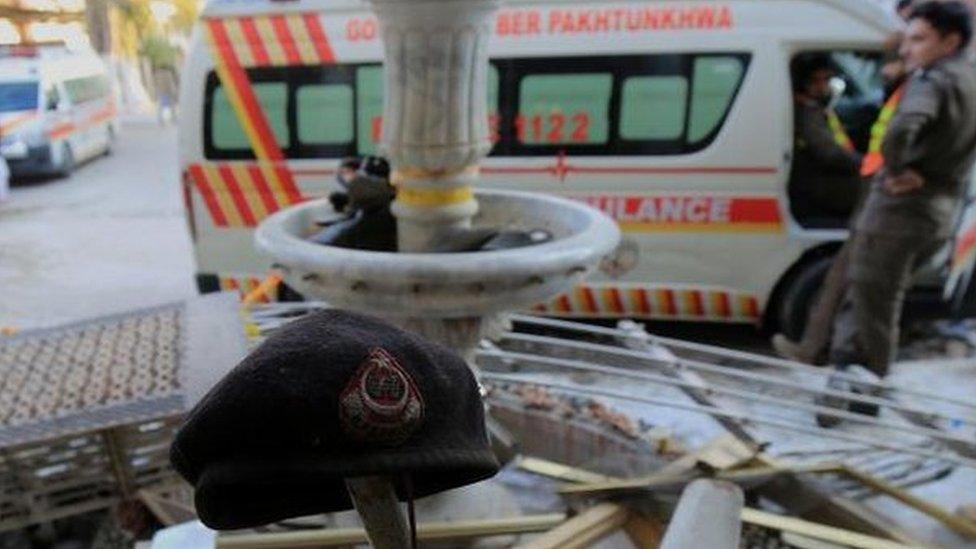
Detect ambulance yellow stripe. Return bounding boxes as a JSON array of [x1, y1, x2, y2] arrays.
[[258, 163, 291, 208], [231, 163, 269, 221], [205, 23, 273, 162], [202, 164, 245, 227], [286, 13, 319, 65], [224, 18, 255, 68], [254, 16, 288, 66]]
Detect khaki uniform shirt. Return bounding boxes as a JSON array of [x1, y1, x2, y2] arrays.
[[857, 53, 976, 237]]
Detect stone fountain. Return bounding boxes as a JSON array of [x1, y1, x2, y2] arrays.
[[255, 0, 619, 360], [254, 3, 617, 543]]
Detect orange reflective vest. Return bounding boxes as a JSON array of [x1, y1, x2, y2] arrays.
[[826, 109, 856, 153], [860, 84, 907, 177]]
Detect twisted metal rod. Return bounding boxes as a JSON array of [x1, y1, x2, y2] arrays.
[[478, 348, 976, 449], [480, 372, 976, 469], [494, 332, 976, 430], [508, 314, 976, 413]]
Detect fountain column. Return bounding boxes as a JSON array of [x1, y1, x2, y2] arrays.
[[371, 0, 496, 253]]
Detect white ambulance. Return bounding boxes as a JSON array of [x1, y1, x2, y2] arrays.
[[178, 0, 976, 334], [0, 43, 119, 178]]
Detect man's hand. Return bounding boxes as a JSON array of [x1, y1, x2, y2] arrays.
[[884, 169, 925, 195]]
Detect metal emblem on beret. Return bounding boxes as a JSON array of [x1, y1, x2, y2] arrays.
[[339, 347, 425, 446]]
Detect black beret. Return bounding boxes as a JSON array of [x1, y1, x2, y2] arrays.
[[170, 310, 498, 530]]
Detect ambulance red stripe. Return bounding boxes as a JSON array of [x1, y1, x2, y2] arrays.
[[302, 13, 335, 63], [246, 164, 280, 214], [688, 290, 705, 316], [578, 286, 598, 314], [631, 288, 652, 315], [189, 164, 229, 227], [271, 15, 302, 65], [239, 17, 272, 66], [273, 164, 303, 204], [660, 289, 677, 316], [217, 164, 257, 226]]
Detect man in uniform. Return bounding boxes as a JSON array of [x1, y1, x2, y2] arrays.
[[788, 54, 864, 222], [773, 33, 912, 365], [819, 0, 976, 425]]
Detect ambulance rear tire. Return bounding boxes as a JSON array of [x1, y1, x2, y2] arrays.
[[55, 143, 74, 178], [776, 255, 833, 341]]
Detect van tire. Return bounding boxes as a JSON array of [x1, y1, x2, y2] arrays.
[[775, 255, 834, 340], [55, 143, 74, 177]]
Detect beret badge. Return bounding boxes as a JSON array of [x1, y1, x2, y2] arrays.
[[339, 347, 425, 446]]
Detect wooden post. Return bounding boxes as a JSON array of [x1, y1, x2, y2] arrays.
[[660, 480, 743, 549], [345, 476, 410, 549]]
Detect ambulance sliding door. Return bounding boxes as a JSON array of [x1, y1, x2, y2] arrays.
[[478, 49, 786, 322]]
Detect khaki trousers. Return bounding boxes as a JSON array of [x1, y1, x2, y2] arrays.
[[829, 231, 944, 377]]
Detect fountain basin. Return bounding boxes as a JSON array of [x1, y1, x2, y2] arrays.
[[255, 189, 620, 318]]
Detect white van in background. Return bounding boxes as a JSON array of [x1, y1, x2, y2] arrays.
[[177, 0, 976, 333], [0, 43, 119, 178]]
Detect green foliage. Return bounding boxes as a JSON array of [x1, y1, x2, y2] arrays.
[[139, 34, 179, 69]]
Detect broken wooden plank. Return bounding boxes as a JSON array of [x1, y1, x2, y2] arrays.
[[558, 462, 838, 497], [217, 514, 567, 548], [838, 465, 976, 540], [515, 456, 621, 484], [515, 503, 629, 549], [740, 508, 923, 549]]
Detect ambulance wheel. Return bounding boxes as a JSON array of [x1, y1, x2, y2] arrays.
[[776, 255, 833, 341], [55, 143, 74, 177]]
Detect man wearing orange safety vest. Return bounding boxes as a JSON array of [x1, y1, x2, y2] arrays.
[[773, 43, 910, 366], [787, 54, 864, 221], [819, 1, 976, 426]]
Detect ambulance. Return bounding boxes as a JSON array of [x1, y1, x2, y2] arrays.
[[178, 0, 976, 335], [0, 43, 119, 178]]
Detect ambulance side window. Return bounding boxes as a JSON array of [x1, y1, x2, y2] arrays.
[[688, 56, 745, 143], [296, 84, 354, 145], [63, 75, 111, 105], [211, 82, 290, 150], [356, 66, 383, 155], [503, 53, 749, 156], [619, 76, 688, 141], [517, 73, 612, 145]]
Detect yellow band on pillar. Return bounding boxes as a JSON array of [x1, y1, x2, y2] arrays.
[[391, 165, 480, 186], [397, 186, 475, 207]]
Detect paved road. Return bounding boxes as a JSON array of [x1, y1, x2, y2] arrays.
[[0, 121, 196, 330]]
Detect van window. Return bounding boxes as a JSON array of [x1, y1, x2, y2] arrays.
[[296, 84, 354, 145], [202, 54, 749, 160], [0, 82, 38, 112], [63, 75, 110, 105], [503, 53, 748, 156], [356, 66, 383, 155], [619, 76, 688, 140], [688, 56, 745, 143], [212, 82, 289, 150], [517, 73, 612, 145]]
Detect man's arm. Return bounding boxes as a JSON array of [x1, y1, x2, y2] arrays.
[[881, 74, 942, 177], [798, 106, 863, 174]]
